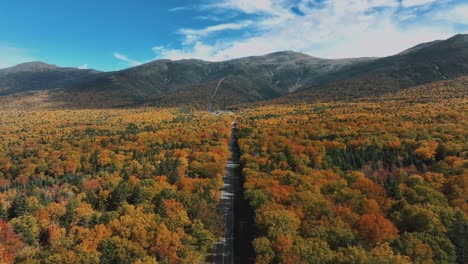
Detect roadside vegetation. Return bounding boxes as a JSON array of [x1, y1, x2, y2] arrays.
[[0, 79, 466, 264], [0, 108, 231, 263], [237, 83, 467, 263]]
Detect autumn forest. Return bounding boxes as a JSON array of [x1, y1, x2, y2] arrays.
[[0, 79, 467, 264]]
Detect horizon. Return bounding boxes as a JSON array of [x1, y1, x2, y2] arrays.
[[4, 33, 465, 72], [1, 0, 468, 71], [0, 48, 390, 72]]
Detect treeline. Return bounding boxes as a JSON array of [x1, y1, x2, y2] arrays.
[[0, 108, 231, 263], [237, 87, 467, 263]]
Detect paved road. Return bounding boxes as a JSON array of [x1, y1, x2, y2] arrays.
[[213, 124, 240, 264]]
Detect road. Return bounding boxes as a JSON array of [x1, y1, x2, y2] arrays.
[[213, 123, 240, 264]]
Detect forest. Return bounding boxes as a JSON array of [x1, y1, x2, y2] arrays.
[[0, 108, 231, 263], [0, 80, 467, 264], [237, 82, 467, 263]]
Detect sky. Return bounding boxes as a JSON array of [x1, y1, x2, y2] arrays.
[[0, 0, 467, 71]]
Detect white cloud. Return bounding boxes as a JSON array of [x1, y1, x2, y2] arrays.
[[169, 6, 190, 12], [209, 0, 279, 14], [149, 0, 460, 62], [78, 64, 88, 69], [178, 21, 253, 44], [113, 52, 143, 66], [401, 0, 436, 8], [153, 42, 224, 60], [434, 4, 468, 24], [0, 44, 35, 69], [179, 21, 252, 36]]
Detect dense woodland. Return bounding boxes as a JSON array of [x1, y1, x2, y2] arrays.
[[0, 108, 231, 263], [237, 82, 467, 263], [0, 79, 467, 264]]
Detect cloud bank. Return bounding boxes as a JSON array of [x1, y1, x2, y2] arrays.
[[150, 0, 466, 62]]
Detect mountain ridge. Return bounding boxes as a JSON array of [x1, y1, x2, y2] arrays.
[[0, 33, 467, 109]]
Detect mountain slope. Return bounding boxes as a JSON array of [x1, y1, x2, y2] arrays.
[[33, 52, 374, 108], [295, 34, 468, 100], [0, 52, 375, 108], [0, 62, 101, 96], [0, 34, 467, 109]]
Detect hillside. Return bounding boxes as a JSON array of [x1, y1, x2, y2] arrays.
[[65, 52, 374, 108], [295, 34, 468, 100], [0, 62, 101, 96], [0, 34, 467, 109]]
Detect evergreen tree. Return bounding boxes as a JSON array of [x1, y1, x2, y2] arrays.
[[107, 182, 129, 211], [9, 194, 28, 218], [450, 210, 468, 263]]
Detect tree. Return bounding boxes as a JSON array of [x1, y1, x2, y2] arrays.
[[98, 237, 146, 264], [0, 220, 24, 264], [335, 246, 369, 264], [11, 215, 40, 246], [190, 220, 215, 252], [253, 237, 275, 264], [392, 232, 434, 264], [152, 223, 183, 264], [413, 141, 438, 161], [9, 194, 28, 218], [47, 223, 67, 250], [162, 199, 190, 231], [392, 205, 445, 234], [449, 210, 467, 264], [369, 242, 411, 264], [107, 181, 129, 211], [108, 204, 157, 250], [256, 206, 300, 239], [290, 237, 336, 264], [0, 203, 7, 220], [128, 185, 144, 205], [76, 224, 111, 252], [356, 213, 399, 245], [412, 233, 457, 264]]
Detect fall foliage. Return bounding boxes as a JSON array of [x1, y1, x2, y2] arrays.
[[0, 81, 467, 263], [236, 84, 467, 263], [0, 108, 231, 263]]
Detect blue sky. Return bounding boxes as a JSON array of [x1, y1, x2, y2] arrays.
[[0, 0, 467, 71]]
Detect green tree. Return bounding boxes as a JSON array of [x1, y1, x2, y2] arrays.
[[415, 233, 457, 264], [11, 215, 40, 246], [335, 246, 369, 264], [449, 210, 468, 264], [98, 237, 146, 264], [9, 194, 28, 218], [253, 237, 275, 264], [392, 232, 434, 264], [107, 182, 129, 211], [291, 237, 335, 264], [128, 185, 144, 205], [190, 220, 215, 252]]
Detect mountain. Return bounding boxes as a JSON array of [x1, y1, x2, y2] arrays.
[[397, 40, 443, 55], [0, 51, 374, 108], [0, 34, 467, 109], [90, 51, 373, 107], [293, 34, 468, 100], [0, 62, 101, 96]]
